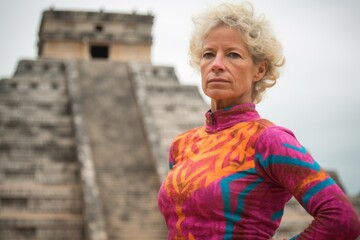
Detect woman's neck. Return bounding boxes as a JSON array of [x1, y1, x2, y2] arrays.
[[211, 99, 253, 111]]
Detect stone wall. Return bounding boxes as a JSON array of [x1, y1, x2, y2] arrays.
[[38, 10, 153, 62], [0, 59, 84, 240]]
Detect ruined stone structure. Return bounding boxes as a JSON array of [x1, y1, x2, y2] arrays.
[[0, 8, 359, 240], [38, 9, 153, 62]]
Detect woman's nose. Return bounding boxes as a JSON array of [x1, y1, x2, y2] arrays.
[[211, 54, 225, 71]]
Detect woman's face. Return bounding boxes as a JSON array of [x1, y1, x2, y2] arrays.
[[200, 25, 265, 109]]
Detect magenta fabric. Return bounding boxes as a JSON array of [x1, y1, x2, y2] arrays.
[[158, 103, 360, 240]]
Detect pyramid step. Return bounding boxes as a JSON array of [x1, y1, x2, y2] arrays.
[[144, 80, 181, 88], [0, 148, 77, 162], [146, 83, 200, 95], [0, 155, 73, 164], [0, 102, 70, 113], [0, 88, 67, 99], [0, 91, 69, 102], [0, 116, 72, 130], [0, 76, 68, 100], [148, 100, 207, 109], [0, 160, 78, 172], [0, 138, 75, 150], [0, 101, 70, 118], [107, 223, 167, 240], [132, 64, 178, 80], [0, 106, 71, 121], [0, 160, 79, 185], [0, 211, 83, 240], [0, 125, 74, 140], [0, 96, 68, 105], [108, 232, 167, 240], [0, 227, 83, 240], [0, 183, 82, 197], [0, 77, 66, 91], [0, 136, 75, 146], [14, 59, 67, 77], [0, 211, 82, 222], [0, 139, 76, 160], [12, 75, 66, 83], [0, 184, 82, 213]]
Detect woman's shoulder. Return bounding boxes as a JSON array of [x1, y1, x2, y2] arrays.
[[258, 123, 296, 141], [251, 118, 295, 141], [173, 126, 204, 140], [170, 126, 204, 148], [255, 121, 301, 154]]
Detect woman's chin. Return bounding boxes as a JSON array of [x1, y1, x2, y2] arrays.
[[204, 89, 234, 100]]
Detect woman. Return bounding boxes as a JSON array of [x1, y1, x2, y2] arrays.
[[158, 2, 360, 240]]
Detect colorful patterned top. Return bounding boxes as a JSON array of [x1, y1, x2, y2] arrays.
[[158, 103, 360, 240]]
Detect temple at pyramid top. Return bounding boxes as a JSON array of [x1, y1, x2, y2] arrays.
[[37, 9, 154, 62]]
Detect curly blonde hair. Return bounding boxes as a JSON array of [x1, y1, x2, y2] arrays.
[[189, 1, 285, 103]]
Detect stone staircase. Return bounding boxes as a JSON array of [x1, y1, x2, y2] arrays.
[[75, 60, 167, 240], [0, 59, 84, 239]]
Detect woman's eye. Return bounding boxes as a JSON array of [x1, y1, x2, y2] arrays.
[[202, 52, 214, 59], [227, 52, 241, 59]]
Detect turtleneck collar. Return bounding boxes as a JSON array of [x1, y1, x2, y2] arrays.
[[205, 103, 260, 133]]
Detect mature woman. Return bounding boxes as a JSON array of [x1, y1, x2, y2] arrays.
[[158, 2, 360, 240]]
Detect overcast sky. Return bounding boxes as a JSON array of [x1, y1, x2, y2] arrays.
[[1, 0, 359, 195]]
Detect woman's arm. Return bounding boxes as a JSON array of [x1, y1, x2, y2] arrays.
[[256, 126, 360, 240]]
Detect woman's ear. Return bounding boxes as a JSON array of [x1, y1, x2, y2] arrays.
[[254, 60, 268, 82]]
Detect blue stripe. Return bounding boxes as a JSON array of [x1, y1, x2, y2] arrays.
[[271, 209, 284, 221], [282, 143, 307, 154], [289, 233, 300, 240], [220, 168, 262, 240], [256, 153, 320, 172], [302, 177, 335, 208]]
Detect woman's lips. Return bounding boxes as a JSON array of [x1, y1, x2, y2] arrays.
[[208, 78, 229, 83]]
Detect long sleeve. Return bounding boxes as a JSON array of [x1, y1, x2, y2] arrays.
[[255, 126, 360, 240]]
